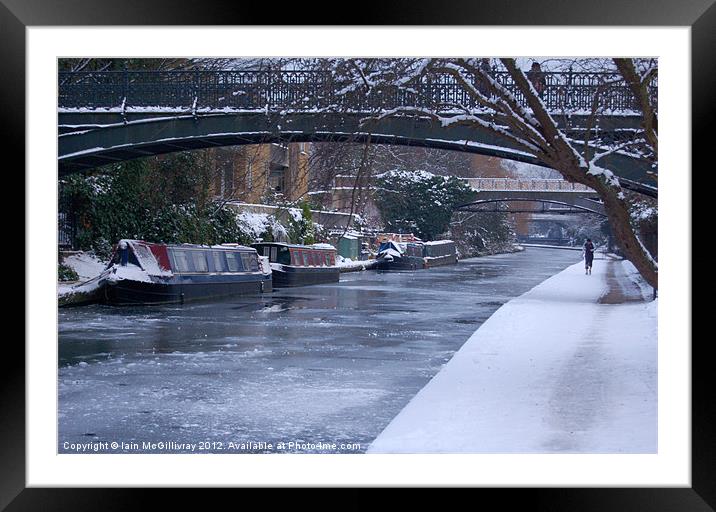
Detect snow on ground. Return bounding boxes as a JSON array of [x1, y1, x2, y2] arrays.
[[336, 255, 377, 271], [368, 258, 657, 453], [58, 252, 108, 300], [621, 259, 656, 301], [58, 277, 104, 301], [61, 252, 106, 281]]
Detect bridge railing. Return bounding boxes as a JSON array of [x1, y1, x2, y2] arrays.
[[58, 69, 656, 114], [464, 178, 595, 192]]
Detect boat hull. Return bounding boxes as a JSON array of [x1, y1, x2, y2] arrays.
[[103, 275, 272, 305], [375, 254, 457, 271], [424, 254, 458, 267], [271, 266, 340, 287], [375, 256, 425, 272]]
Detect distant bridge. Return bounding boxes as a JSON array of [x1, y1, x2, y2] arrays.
[[458, 178, 606, 216], [518, 242, 584, 251], [58, 69, 657, 195]]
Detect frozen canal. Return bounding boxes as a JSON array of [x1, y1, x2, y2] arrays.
[[58, 248, 581, 453]]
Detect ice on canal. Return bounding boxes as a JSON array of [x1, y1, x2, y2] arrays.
[[58, 248, 581, 453]]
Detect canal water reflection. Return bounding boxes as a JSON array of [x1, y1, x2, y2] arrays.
[[58, 248, 580, 453]]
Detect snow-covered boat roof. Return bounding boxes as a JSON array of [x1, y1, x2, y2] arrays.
[[251, 242, 337, 251], [119, 239, 256, 251]]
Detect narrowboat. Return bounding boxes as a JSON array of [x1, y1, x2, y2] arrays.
[[99, 240, 272, 305], [375, 239, 458, 271], [374, 240, 425, 271], [422, 240, 458, 267], [251, 242, 340, 287]]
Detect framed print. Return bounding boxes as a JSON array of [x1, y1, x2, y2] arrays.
[[6, 0, 711, 508]]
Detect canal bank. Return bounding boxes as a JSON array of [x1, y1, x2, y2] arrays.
[[367, 256, 657, 453]]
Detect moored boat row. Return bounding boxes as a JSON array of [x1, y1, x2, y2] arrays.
[[67, 237, 458, 306]]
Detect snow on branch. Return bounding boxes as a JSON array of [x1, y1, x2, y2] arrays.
[[430, 61, 550, 153], [589, 138, 649, 167]]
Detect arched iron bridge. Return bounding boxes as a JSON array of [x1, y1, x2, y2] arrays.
[[456, 178, 608, 215], [58, 69, 657, 197]]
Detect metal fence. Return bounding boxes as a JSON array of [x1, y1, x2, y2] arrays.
[[463, 178, 595, 192], [58, 212, 76, 249], [58, 69, 656, 113], [58, 186, 78, 249]]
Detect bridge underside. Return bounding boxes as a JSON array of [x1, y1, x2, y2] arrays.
[[457, 205, 600, 215], [58, 111, 656, 196], [528, 213, 586, 222], [457, 194, 607, 216]]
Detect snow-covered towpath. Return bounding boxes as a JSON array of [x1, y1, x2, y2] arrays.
[[368, 257, 657, 453]]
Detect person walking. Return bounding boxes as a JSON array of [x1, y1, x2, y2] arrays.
[[583, 238, 595, 275]]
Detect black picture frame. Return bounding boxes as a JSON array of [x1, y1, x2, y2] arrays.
[[5, 0, 709, 509]]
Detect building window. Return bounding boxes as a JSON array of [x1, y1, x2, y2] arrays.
[[223, 166, 234, 198], [268, 170, 285, 193]]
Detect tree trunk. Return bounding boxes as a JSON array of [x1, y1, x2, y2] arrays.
[[570, 170, 659, 290], [597, 184, 658, 289]]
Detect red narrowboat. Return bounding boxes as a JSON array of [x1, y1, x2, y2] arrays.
[[251, 242, 340, 287]]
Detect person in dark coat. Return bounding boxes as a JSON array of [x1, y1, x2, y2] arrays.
[[477, 58, 492, 96], [526, 62, 546, 97], [583, 238, 595, 275]]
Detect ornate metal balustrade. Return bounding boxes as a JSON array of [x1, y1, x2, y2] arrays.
[[58, 69, 656, 114], [463, 178, 595, 192]]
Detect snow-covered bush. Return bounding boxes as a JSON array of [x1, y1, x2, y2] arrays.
[[236, 211, 288, 243], [286, 202, 315, 244], [447, 210, 516, 257], [374, 170, 476, 240], [58, 262, 79, 282], [59, 156, 255, 252]]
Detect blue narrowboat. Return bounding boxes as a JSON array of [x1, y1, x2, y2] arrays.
[[100, 240, 272, 305], [374, 240, 425, 271], [251, 242, 340, 287]]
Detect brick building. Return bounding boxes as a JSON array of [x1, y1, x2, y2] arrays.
[[211, 142, 310, 203]]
